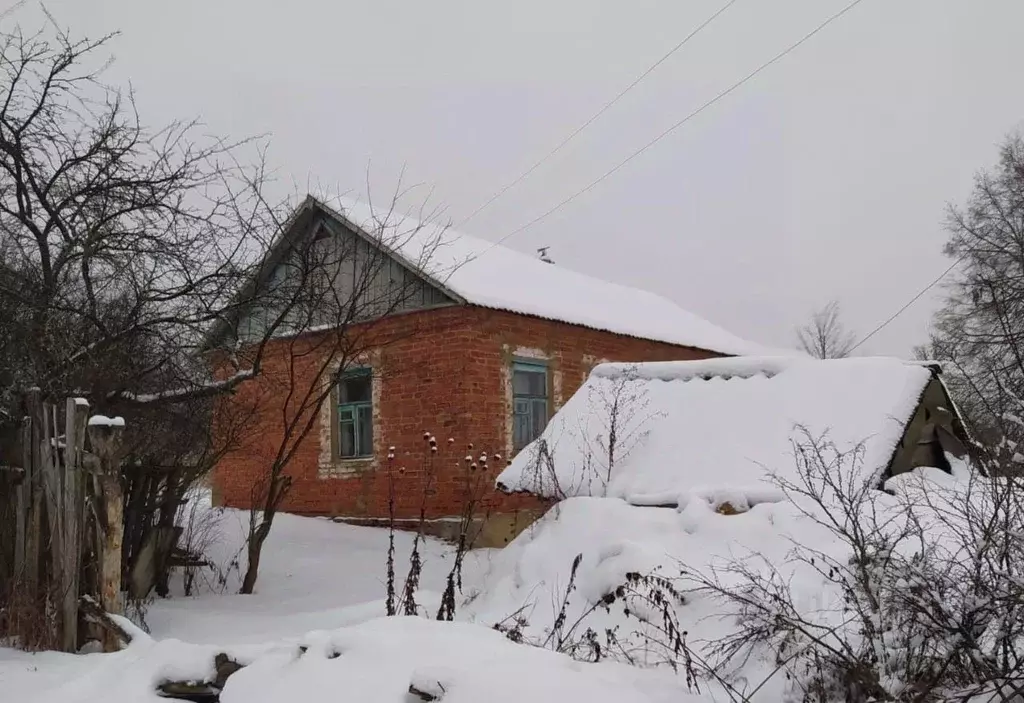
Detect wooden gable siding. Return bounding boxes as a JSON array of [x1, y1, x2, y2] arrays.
[[236, 211, 454, 340], [318, 216, 452, 312], [887, 375, 970, 478]]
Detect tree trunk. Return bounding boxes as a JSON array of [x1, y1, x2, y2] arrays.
[[121, 468, 150, 584], [154, 468, 182, 597], [239, 519, 272, 595]]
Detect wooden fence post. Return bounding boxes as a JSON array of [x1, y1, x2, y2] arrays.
[[13, 414, 29, 580], [23, 390, 42, 596], [87, 415, 125, 653], [60, 398, 89, 652], [40, 400, 64, 648]]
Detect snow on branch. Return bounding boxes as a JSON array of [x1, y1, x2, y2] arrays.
[[110, 369, 255, 405]]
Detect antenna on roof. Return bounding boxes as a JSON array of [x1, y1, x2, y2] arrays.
[[537, 246, 554, 264]]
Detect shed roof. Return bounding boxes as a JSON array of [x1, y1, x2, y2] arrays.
[[495, 356, 948, 506]]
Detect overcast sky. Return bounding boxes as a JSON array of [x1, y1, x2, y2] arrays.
[[12, 0, 1024, 355]]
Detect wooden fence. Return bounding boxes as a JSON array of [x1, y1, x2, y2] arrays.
[[0, 391, 125, 652]]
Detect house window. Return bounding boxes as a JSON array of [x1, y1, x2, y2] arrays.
[[338, 368, 373, 458], [512, 360, 549, 451]]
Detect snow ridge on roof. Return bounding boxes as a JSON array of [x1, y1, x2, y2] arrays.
[[590, 356, 798, 382], [496, 356, 936, 505], [325, 198, 765, 356]]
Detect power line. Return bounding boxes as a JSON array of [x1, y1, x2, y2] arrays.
[[848, 255, 966, 353], [480, 0, 867, 254], [457, 0, 739, 229]]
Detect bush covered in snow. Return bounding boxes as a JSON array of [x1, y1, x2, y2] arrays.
[[473, 428, 1024, 702], [683, 432, 1024, 702]]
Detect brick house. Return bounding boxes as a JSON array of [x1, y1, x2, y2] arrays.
[[211, 197, 760, 545]]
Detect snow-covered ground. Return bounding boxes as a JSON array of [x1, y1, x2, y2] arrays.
[[0, 616, 703, 703], [0, 442, 994, 701], [0, 502, 705, 703], [143, 505, 494, 645]]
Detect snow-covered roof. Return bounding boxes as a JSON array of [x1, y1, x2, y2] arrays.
[[495, 356, 941, 505], [322, 198, 765, 356]]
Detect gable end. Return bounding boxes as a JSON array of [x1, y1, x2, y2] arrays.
[[229, 202, 460, 343], [885, 372, 972, 480]]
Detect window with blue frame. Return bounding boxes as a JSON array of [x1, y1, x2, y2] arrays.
[[512, 360, 549, 452], [338, 368, 373, 458]]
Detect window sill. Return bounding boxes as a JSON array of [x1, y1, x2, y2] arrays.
[[318, 457, 375, 480]]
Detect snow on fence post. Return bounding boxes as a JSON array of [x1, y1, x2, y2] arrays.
[[87, 414, 126, 652]]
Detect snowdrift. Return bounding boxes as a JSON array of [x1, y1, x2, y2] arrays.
[[8, 617, 701, 703], [465, 495, 842, 688]]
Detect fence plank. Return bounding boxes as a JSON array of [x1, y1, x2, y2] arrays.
[[60, 397, 89, 652], [23, 390, 42, 596], [4, 397, 128, 652], [41, 402, 63, 611], [14, 417, 29, 579]]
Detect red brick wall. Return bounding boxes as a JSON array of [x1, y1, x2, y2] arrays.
[[212, 304, 719, 520]]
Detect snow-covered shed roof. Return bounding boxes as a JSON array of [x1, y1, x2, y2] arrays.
[[495, 356, 955, 507], [315, 198, 765, 356]]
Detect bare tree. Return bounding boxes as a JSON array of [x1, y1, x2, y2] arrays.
[[509, 364, 659, 499], [0, 23, 279, 411], [796, 300, 857, 359], [587, 364, 658, 490], [0, 18, 305, 597], [226, 194, 452, 594], [924, 133, 1024, 469]]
